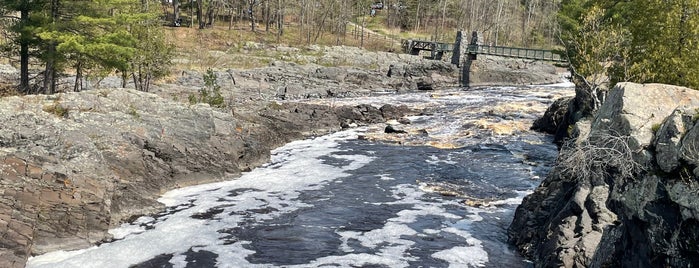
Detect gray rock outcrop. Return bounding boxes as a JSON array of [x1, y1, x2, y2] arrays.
[[0, 44, 566, 268], [0, 89, 413, 268], [531, 96, 573, 135], [510, 83, 699, 267], [468, 55, 563, 86]]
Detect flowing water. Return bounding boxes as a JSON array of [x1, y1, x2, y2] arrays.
[[28, 83, 574, 268]]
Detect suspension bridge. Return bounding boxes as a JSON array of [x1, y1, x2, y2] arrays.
[[401, 31, 566, 87], [402, 32, 566, 64]]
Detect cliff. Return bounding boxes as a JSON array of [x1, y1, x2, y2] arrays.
[[510, 82, 699, 267]]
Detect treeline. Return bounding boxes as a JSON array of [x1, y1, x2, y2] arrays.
[[559, 0, 699, 115], [1, 0, 564, 95], [173, 0, 561, 47], [0, 0, 172, 94]]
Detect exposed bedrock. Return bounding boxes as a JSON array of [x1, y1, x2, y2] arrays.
[[0, 89, 414, 268], [468, 56, 563, 87], [511, 83, 699, 267], [0, 45, 565, 267]]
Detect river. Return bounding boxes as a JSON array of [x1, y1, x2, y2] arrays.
[[28, 83, 573, 268]]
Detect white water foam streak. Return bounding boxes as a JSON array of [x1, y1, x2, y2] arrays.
[[28, 130, 373, 268]]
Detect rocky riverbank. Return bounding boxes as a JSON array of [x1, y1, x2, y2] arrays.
[[510, 83, 699, 267], [0, 45, 564, 268], [0, 89, 416, 268]]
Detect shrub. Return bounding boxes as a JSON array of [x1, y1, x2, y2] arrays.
[[189, 68, 226, 108], [43, 97, 69, 117], [557, 131, 643, 181]]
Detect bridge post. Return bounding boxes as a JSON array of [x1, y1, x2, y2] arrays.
[[468, 31, 479, 61], [460, 57, 472, 87], [451, 31, 464, 66]]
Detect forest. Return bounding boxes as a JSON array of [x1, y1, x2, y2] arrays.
[[1, 0, 698, 95], [174, 0, 561, 47], [0, 0, 563, 95], [559, 0, 699, 116]]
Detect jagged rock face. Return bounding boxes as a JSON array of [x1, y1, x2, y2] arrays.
[[510, 82, 699, 267], [0, 89, 413, 268], [468, 56, 562, 86], [159, 58, 459, 103], [532, 96, 573, 135]]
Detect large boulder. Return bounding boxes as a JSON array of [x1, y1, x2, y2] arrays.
[[531, 96, 573, 134], [509, 83, 699, 267]]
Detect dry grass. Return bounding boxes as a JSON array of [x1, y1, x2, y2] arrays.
[[162, 20, 400, 72], [0, 83, 19, 97]]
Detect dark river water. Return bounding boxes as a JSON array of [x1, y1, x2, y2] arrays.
[[28, 84, 572, 268]]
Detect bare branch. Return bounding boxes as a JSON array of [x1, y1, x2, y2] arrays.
[[557, 131, 644, 181]]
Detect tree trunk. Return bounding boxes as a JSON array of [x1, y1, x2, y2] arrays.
[[313, 1, 331, 43], [121, 71, 128, 88], [228, 8, 234, 30], [249, 0, 256, 32], [299, 0, 305, 43], [441, 0, 448, 38], [414, 1, 421, 32], [73, 62, 83, 92], [173, 0, 180, 25], [206, 2, 214, 27], [264, 0, 270, 32], [360, 15, 365, 48], [190, 0, 194, 27], [197, 0, 204, 29], [43, 60, 56, 94], [276, 0, 284, 42], [19, 2, 29, 93], [495, 0, 504, 46], [43, 0, 60, 94], [132, 65, 140, 91]]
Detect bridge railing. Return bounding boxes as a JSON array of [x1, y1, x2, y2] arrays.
[[402, 39, 453, 52], [469, 45, 565, 62]]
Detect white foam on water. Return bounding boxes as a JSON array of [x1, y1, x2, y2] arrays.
[[213, 242, 258, 268], [24, 248, 95, 267], [108, 223, 145, 240], [432, 246, 489, 268], [28, 130, 376, 268], [332, 183, 484, 267], [379, 174, 395, 181], [26, 83, 562, 267], [490, 190, 534, 206], [426, 154, 458, 165], [430, 221, 489, 267], [534, 74, 575, 88], [300, 252, 413, 268], [108, 216, 155, 240], [169, 254, 187, 268]]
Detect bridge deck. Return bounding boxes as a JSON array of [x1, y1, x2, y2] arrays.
[[404, 40, 454, 52], [402, 40, 454, 60], [470, 45, 565, 62], [402, 38, 566, 63]]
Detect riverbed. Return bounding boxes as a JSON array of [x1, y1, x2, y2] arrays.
[[28, 83, 573, 268]]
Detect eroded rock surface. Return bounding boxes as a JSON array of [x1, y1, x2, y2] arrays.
[[0, 45, 565, 268], [469, 56, 563, 86], [510, 83, 699, 267], [0, 89, 414, 268]]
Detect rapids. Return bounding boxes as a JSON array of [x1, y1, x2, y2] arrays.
[[28, 83, 574, 268]]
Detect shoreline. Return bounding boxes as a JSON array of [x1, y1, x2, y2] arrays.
[[0, 47, 566, 268]]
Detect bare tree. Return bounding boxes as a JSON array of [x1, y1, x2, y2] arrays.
[[276, 0, 284, 42], [173, 0, 180, 26]]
